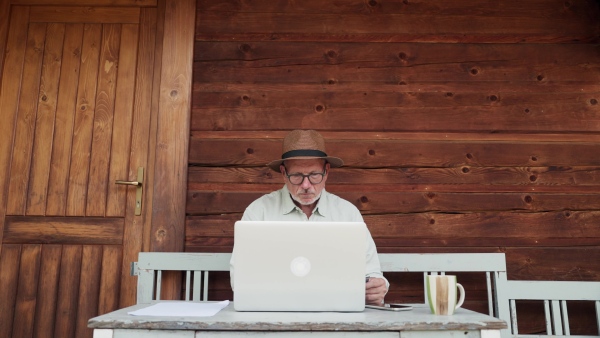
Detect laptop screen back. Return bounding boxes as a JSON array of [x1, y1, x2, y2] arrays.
[[233, 221, 367, 312]]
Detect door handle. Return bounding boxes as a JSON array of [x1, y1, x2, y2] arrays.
[[115, 167, 144, 215]]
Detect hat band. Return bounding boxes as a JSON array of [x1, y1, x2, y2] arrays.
[[281, 149, 328, 160]]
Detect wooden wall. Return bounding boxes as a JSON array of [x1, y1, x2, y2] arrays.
[[188, 0, 600, 333]]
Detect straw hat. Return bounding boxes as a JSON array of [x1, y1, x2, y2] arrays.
[[267, 130, 344, 172]]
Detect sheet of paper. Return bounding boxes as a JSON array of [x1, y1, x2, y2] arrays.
[[128, 300, 230, 317]]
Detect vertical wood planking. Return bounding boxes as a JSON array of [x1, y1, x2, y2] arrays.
[[120, 7, 159, 308], [106, 23, 139, 217], [11, 244, 42, 338], [26, 23, 65, 216], [6, 23, 47, 215], [150, 0, 195, 300], [46, 23, 84, 216], [86, 24, 121, 216], [67, 24, 102, 216], [74, 245, 102, 338], [98, 245, 122, 315], [0, 245, 22, 337], [53, 245, 82, 338], [32, 245, 62, 338], [151, 0, 194, 251], [0, 6, 29, 247], [0, 0, 10, 80]]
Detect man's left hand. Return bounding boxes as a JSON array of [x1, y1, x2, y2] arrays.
[[365, 277, 387, 305]]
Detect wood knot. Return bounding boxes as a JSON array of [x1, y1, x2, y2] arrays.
[[327, 78, 337, 85], [489, 95, 498, 101], [445, 92, 454, 97], [170, 90, 178, 97], [429, 219, 435, 225], [529, 175, 537, 182], [398, 52, 408, 61], [326, 50, 338, 58], [536, 74, 545, 81], [246, 148, 254, 154], [368, 149, 376, 155], [360, 196, 369, 203], [524, 195, 533, 203], [239, 43, 251, 53], [530, 156, 538, 162], [590, 99, 598, 105], [469, 68, 479, 75], [461, 167, 470, 173], [426, 192, 436, 199], [466, 153, 473, 160], [315, 104, 325, 112], [368, 0, 378, 7]]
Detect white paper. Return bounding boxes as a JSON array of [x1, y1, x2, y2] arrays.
[[128, 300, 230, 317]]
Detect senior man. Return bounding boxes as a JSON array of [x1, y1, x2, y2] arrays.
[[233, 129, 388, 306]]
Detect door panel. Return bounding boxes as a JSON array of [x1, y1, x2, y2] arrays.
[[0, 4, 159, 338]]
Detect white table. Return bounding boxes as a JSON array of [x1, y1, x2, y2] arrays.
[[89, 302, 507, 338]]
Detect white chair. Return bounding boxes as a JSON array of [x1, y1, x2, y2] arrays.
[[133, 252, 231, 304], [378, 253, 509, 318], [502, 280, 600, 337]]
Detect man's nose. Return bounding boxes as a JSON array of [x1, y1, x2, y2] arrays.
[[300, 176, 313, 189]]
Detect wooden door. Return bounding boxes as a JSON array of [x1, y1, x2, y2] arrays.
[[0, 3, 160, 338]]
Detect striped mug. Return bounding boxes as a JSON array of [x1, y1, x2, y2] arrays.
[[426, 275, 465, 315]]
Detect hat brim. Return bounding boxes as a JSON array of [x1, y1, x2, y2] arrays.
[[267, 156, 344, 172]]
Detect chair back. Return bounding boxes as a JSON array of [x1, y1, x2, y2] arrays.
[[503, 280, 600, 337], [134, 252, 231, 304], [378, 253, 509, 322]]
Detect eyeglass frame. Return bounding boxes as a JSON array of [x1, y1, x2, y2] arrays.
[[282, 163, 328, 185]]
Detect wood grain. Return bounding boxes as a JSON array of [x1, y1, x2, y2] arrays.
[[98, 245, 122, 315], [86, 24, 121, 216], [11, 244, 41, 338], [6, 23, 46, 215], [32, 245, 62, 338], [14, 0, 156, 5], [74, 245, 102, 338], [30, 6, 140, 24], [53, 245, 82, 338], [119, 7, 159, 308], [0, 245, 21, 337], [67, 24, 102, 216], [3, 216, 124, 245], [26, 23, 65, 216], [106, 23, 138, 217], [47, 23, 84, 216]]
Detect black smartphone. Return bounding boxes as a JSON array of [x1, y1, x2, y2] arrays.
[[365, 303, 413, 311]]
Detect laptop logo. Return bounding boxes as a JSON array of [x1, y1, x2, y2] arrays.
[[290, 256, 311, 277]]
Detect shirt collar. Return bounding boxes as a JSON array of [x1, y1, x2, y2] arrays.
[[280, 185, 329, 217]]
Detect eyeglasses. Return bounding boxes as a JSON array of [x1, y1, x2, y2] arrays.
[[284, 165, 327, 185]]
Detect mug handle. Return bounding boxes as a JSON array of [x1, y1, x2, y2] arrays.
[[455, 283, 465, 309]]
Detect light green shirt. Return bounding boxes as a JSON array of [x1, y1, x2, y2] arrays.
[[232, 185, 388, 287]]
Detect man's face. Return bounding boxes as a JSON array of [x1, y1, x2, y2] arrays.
[[281, 159, 329, 206]]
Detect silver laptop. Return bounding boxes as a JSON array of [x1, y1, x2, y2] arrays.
[[232, 221, 367, 312]]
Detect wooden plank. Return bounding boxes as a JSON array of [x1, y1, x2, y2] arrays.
[[119, 7, 158, 308], [86, 24, 121, 217], [6, 23, 47, 215], [47, 23, 84, 216], [194, 41, 600, 66], [0, 245, 21, 337], [195, 10, 599, 43], [194, 61, 600, 84], [14, 0, 156, 6], [30, 6, 140, 24], [26, 23, 66, 216], [151, 0, 195, 253], [32, 245, 62, 338], [3, 216, 124, 245], [67, 23, 102, 216], [11, 244, 41, 338], [0, 6, 29, 248], [106, 23, 138, 217], [98, 245, 122, 315], [74, 245, 102, 338], [188, 135, 600, 167], [186, 189, 600, 215], [188, 166, 600, 187], [197, 0, 599, 19], [191, 105, 600, 133], [54, 245, 82, 338], [0, 0, 9, 80]]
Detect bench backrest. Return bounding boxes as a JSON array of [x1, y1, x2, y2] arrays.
[[377, 253, 509, 319], [135, 252, 231, 304], [503, 280, 600, 337]]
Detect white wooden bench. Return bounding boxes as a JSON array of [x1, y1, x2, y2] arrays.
[[502, 280, 600, 337], [133, 251, 511, 337]]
